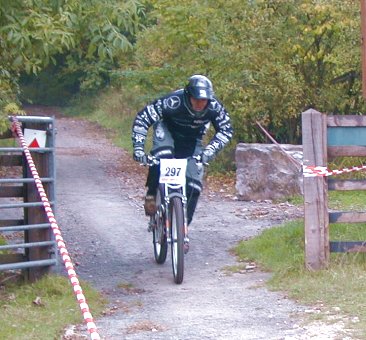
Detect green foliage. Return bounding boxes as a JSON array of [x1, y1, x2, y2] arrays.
[[0, 102, 25, 134], [1, 0, 144, 72], [116, 0, 364, 145], [20, 63, 81, 106], [1, 1, 74, 74], [0, 0, 145, 110], [2, 0, 366, 161]]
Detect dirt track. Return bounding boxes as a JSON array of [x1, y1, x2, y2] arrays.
[[33, 110, 350, 340]]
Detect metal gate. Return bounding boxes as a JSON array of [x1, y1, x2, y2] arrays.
[[0, 116, 58, 281]]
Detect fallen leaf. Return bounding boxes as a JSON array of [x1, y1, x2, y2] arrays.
[[32, 296, 45, 307]]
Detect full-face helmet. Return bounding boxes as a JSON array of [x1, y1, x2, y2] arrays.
[[183, 74, 214, 118]]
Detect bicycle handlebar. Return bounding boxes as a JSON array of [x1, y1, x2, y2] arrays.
[[145, 155, 203, 167]]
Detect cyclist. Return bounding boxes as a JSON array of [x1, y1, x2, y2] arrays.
[[131, 74, 233, 225]]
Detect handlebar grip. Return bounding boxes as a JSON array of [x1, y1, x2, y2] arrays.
[[146, 155, 204, 166], [146, 155, 160, 166]]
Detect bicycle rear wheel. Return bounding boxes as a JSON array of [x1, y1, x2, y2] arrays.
[[170, 196, 185, 284], [153, 190, 168, 264]]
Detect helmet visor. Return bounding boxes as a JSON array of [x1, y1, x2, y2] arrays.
[[188, 86, 213, 100]]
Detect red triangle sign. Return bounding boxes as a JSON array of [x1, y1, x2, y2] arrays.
[[29, 138, 40, 148]]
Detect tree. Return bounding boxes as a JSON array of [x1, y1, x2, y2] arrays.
[[119, 0, 363, 144], [0, 0, 144, 131]]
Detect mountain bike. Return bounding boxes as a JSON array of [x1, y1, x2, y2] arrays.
[[147, 156, 201, 284]]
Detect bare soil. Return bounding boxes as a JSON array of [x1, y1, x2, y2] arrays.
[[23, 106, 353, 340]]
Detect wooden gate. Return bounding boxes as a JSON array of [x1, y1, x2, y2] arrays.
[[302, 109, 366, 270]]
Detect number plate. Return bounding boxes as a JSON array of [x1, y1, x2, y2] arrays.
[[159, 159, 187, 185]]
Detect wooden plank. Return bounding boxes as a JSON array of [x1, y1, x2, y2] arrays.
[[330, 241, 366, 253], [328, 145, 366, 157], [329, 211, 366, 223], [0, 155, 23, 166], [327, 115, 366, 127], [327, 127, 366, 146], [302, 109, 329, 270], [328, 179, 366, 191], [0, 186, 23, 197]]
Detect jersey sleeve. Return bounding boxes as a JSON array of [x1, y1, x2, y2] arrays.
[[205, 100, 233, 155], [131, 99, 163, 149]]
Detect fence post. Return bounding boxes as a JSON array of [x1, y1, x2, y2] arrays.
[[23, 121, 52, 282], [302, 109, 329, 270]]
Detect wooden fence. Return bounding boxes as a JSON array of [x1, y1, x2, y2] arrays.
[[302, 109, 366, 270]]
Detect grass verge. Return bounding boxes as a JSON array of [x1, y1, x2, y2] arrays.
[[232, 190, 366, 338], [0, 274, 107, 339]]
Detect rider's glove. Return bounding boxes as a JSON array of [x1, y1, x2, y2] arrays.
[[133, 147, 147, 165], [200, 148, 216, 165]]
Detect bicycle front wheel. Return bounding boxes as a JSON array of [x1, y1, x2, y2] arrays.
[[170, 196, 185, 284]]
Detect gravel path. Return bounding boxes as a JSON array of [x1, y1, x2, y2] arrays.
[[38, 112, 348, 340]]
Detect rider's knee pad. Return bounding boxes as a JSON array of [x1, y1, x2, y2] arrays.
[[151, 147, 174, 159], [151, 121, 174, 158], [186, 179, 202, 194]]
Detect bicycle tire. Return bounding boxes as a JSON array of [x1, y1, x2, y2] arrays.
[[153, 190, 168, 264], [170, 196, 185, 284]]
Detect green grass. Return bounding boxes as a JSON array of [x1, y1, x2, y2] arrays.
[[233, 190, 366, 338], [328, 190, 366, 211], [0, 274, 107, 339], [287, 189, 366, 210]]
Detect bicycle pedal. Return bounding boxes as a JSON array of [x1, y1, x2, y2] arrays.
[[147, 222, 154, 232], [184, 243, 189, 254], [184, 237, 190, 254]]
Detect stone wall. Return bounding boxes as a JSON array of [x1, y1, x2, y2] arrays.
[[235, 143, 303, 201]]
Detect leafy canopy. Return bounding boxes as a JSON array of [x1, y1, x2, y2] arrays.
[[0, 0, 144, 132], [119, 0, 364, 144]]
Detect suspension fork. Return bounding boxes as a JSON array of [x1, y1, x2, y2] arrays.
[[164, 195, 171, 243], [182, 195, 189, 246], [163, 186, 189, 245]]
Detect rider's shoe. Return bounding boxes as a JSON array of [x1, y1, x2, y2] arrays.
[[144, 195, 157, 216]]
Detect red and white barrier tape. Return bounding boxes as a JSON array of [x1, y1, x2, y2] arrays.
[[303, 165, 366, 177], [10, 118, 101, 340]]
